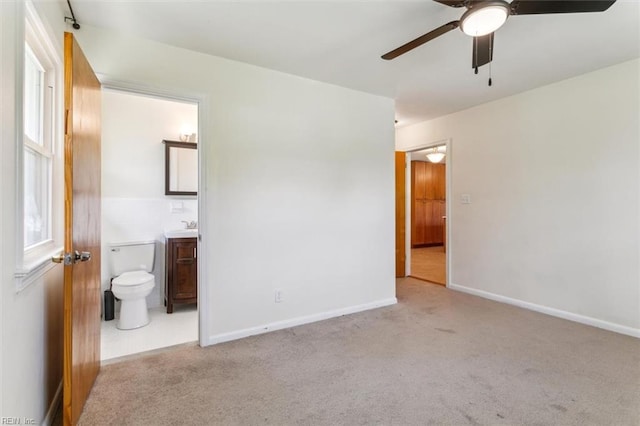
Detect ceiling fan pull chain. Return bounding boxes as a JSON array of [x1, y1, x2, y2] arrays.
[[488, 34, 493, 87], [474, 35, 478, 74]]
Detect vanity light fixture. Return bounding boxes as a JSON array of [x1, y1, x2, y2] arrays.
[[179, 125, 194, 142], [179, 132, 197, 142], [460, 1, 510, 37]]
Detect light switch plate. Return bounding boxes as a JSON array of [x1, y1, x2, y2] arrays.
[[461, 194, 471, 204]]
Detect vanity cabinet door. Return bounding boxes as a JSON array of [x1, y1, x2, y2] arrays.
[[166, 237, 197, 313]]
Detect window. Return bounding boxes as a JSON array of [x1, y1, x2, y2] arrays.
[[15, 1, 62, 291], [23, 43, 53, 249]]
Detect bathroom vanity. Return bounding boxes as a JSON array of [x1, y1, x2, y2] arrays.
[[165, 236, 198, 313]]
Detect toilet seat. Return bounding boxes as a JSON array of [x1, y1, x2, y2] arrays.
[[113, 270, 154, 287], [112, 271, 155, 297]]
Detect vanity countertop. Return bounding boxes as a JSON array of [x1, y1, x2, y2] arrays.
[[164, 229, 198, 239]]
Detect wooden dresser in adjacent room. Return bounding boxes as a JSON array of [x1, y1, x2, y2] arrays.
[[411, 161, 446, 247]]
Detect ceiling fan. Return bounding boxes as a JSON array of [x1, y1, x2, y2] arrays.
[[381, 0, 616, 78]]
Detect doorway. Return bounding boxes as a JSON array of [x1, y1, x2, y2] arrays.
[[404, 141, 451, 286], [100, 88, 200, 360]]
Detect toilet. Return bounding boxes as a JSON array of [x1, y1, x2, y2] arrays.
[[109, 241, 156, 330]]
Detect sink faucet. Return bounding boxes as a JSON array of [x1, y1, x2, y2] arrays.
[[181, 220, 197, 229]]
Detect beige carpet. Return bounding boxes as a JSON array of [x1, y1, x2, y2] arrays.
[[78, 278, 640, 425], [411, 246, 446, 285]]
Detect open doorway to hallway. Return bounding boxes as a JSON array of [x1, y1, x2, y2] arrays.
[[100, 88, 199, 360], [407, 145, 447, 285]]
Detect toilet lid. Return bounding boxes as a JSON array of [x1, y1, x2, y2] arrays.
[[113, 270, 154, 287]]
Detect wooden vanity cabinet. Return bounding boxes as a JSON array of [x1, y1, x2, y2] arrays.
[[165, 237, 197, 313]]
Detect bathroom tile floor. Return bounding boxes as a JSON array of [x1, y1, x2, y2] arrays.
[[101, 304, 198, 361]]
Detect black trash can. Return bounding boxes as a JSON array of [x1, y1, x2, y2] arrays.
[[104, 289, 115, 321]]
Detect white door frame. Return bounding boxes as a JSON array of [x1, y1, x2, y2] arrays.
[[94, 75, 211, 345], [403, 138, 452, 287]]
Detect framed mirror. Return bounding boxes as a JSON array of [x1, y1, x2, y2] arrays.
[[163, 140, 197, 196]]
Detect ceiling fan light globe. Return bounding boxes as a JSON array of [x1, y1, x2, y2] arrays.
[[460, 2, 510, 37]]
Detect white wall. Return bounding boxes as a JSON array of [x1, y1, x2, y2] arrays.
[[0, 2, 14, 418], [69, 25, 396, 342], [3, 1, 394, 417], [102, 89, 198, 309], [1, 1, 65, 423], [397, 59, 640, 335]]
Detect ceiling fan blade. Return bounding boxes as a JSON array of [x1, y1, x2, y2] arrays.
[[510, 0, 616, 15], [381, 21, 459, 60], [472, 32, 494, 69], [433, 0, 467, 7]]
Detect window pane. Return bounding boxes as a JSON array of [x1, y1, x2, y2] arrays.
[[24, 148, 50, 247], [24, 46, 44, 145]]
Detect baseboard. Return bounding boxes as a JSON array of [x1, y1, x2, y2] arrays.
[[206, 297, 398, 345], [449, 283, 640, 338], [41, 380, 62, 426]]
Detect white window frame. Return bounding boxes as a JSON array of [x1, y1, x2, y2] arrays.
[[14, 1, 64, 292], [23, 43, 53, 250]]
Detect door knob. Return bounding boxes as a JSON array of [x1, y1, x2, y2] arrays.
[[52, 252, 71, 265], [51, 251, 91, 265]]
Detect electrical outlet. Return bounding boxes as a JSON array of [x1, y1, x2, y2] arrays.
[[461, 194, 471, 204], [275, 289, 284, 303]]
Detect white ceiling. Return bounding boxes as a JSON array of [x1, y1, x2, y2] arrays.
[[68, 0, 640, 126]]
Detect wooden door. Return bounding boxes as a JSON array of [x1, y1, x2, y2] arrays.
[[411, 160, 447, 247], [432, 200, 446, 244], [433, 164, 446, 200], [412, 199, 427, 246], [423, 162, 435, 200], [395, 152, 406, 277], [411, 162, 425, 247], [424, 200, 438, 244], [412, 161, 427, 200], [63, 32, 101, 426]]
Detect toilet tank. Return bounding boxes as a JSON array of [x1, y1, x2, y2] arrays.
[[109, 241, 156, 277]]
